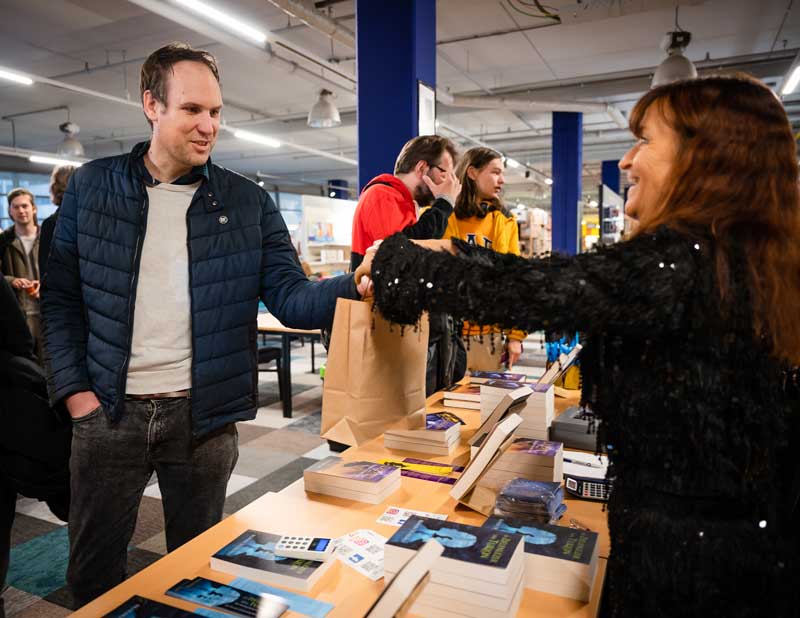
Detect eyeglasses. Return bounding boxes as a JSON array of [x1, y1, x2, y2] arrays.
[[428, 163, 448, 174]]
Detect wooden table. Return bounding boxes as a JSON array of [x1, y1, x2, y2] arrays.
[[257, 313, 322, 418], [70, 390, 608, 618]]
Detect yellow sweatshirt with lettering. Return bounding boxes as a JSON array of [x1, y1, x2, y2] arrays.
[[444, 210, 526, 341]]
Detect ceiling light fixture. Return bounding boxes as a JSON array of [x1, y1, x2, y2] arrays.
[[233, 129, 281, 148], [651, 8, 697, 89], [544, 177, 554, 186], [307, 89, 341, 128], [0, 68, 33, 86], [172, 0, 268, 45], [56, 121, 85, 157], [505, 157, 521, 169], [29, 155, 83, 167]]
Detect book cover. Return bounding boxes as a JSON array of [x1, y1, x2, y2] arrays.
[[166, 577, 279, 618], [443, 384, 481, 401], [470, 371, 527, 383], [305, 457, 398, 483], [482, 517, 597, 565], [425, 412, 461, 431], [387, 516, 521, 571], [482, 379, 527, 390], [103, 595, 195, 617], [504, 438, 562, 458], [211, 530, 324, 583]]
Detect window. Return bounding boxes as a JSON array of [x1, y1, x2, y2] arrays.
[[0, 171, 56, 229]]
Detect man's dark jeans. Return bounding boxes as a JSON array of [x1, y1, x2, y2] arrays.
[[67, 398, 237, 608]]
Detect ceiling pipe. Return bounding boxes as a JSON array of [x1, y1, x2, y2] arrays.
[[126, 0, 355, 94], [265, 0, 355, 49]]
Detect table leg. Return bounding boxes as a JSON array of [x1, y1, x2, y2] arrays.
[[281, 333, 292, 418], [310, 337, 316, 374]]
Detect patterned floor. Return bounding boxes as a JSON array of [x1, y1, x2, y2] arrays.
[[5, 336, 548, 616]]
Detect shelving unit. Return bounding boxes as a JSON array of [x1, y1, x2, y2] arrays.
[[300, 195, 357, 276], [518, 207, 551, 257]]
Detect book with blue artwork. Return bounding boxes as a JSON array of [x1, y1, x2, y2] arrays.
[[166, 576, 288, 617], [385, 516, 524, 585], [469, 371, 527, 384], [210, 530, 332, 591], [481, 516, 600, 601], [103, 595, 195, 617], [303, 456, 400, 493], [384, 413, 463, 454]]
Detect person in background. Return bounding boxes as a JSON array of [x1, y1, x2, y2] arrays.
[[41, 42, 371, 608], [0, 188, 42, 360], [444, 147, 525, 370], [38, 164, 77, 279], [349, 135, 466, 397], [370, 75, 800, 616], [0, 276, 69, 618]]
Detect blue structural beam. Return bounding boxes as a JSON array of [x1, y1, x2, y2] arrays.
[[356, 0, 436, 191], [601, 159, 621, 194], [551, 112, 583, 255]]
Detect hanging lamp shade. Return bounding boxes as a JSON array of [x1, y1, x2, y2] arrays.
[[56, 121, 85, 157], [651, 31, 697, 88], [307, 89, 341, 128]]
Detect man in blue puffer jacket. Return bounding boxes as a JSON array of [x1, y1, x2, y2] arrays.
[[40, 43, 372, 608]]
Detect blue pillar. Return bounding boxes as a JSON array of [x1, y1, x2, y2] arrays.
[[356, 0, 436, 191], [551, 112, 582, 255], [601, 159, 620, 194]]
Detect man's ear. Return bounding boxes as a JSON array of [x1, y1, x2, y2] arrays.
[[413, 159, 428, 178], [142, 90, 160, 124]]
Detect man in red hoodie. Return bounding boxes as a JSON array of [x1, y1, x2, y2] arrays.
[[350, 135, 460, 270]]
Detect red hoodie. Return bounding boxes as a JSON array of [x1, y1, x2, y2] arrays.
[[351, 174, 416, 255]]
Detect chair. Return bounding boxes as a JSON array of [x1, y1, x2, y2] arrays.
[[257, 346, 285, 403]]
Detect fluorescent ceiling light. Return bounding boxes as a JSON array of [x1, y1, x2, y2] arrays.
[[172, 0, 267, 45], [29, 155, 83, 167], [233, 129, 281, 148], [0, 68, 33, 86], [781, 65, 800, 96], [544, 177, 554, 185], [505, 158, 521, 169]]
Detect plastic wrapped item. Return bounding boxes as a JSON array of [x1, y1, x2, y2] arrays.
[[493, 479, 566, 524]]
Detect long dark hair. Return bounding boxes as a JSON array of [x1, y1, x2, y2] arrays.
[[629, 75, 800, 365], [454, 147, 510, 218]]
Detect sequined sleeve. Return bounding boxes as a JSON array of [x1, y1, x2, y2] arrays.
[[372, 227, 699, 335]]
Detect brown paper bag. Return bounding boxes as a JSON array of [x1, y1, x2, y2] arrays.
[[321, 298, 429, 446]]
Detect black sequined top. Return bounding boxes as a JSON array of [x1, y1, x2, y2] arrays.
[[372, 227, 799, 616]]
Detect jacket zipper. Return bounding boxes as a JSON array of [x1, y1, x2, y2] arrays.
[[117, 189, 149, 417], [186, 190, 197, 437]]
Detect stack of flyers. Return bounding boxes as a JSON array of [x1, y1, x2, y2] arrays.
[[333, 529, 388, 581], [494, 479, 566, 524], [376, 506, 448, 527]]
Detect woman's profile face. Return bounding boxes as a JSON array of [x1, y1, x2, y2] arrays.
[[469, 157, 505, 202], [619, 103, 679, 223]]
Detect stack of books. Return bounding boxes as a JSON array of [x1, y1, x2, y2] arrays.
[[210, 529, 334, 591], [303, 456, 400, 504], [384, 516, 526, 618], [493, 479, 566, 524], [481, 516, 600, 602], [479, 379, 529, 420], [514, 383, 555, 441], [478, 438, 564, 488], [384, 412, 462, 455], [442, 383, 481, 410]]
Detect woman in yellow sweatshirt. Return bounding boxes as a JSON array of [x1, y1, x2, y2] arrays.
[[444, 147, 525, 370]]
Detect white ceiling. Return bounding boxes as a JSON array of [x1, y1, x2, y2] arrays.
[[0, 0, 798, 199]]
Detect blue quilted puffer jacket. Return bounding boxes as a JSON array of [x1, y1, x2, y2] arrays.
[[41, 141, 357, 437]]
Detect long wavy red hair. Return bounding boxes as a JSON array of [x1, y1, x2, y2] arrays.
[[629, 75, 800, 365]]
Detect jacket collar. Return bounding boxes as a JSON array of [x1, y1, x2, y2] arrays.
[[131, 141, 222, 212]]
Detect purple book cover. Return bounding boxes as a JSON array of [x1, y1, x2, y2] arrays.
[[483, 379, 527, 390], [309, 457, 397, 483], [471, 371, 526, 382], [425, 413, 460, 431], [506, 438, 562, 457], [532, 383, 553, 393]]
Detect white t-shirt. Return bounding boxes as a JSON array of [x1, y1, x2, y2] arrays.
[[126, 181, 199, 395]]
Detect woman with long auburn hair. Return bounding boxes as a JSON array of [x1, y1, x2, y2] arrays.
[[368, 75, 800, 616]]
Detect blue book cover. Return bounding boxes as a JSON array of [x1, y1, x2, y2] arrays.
[[212, 530, 323, 582], [166, 577, 273, 617], [425, 412, 462, 431], [482, 516, 597, 565], [103, 595, 195, 617], [470, 371, 526, 382], [387, 516, 521, 570]]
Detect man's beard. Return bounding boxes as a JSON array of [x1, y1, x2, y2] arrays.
[[412, 171, 436, 205]]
